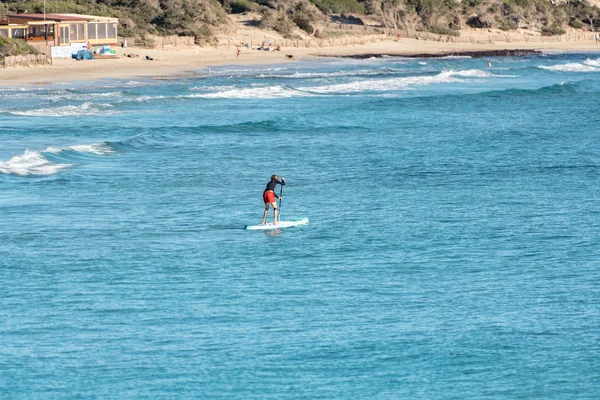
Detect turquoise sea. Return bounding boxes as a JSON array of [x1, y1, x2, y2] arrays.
[[1, 53, 599, 398]]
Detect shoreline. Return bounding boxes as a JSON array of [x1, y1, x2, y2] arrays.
[[2, 38, 600, 87], [320, 49, 544, 59]]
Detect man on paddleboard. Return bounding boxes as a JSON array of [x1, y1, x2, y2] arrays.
[[263, 175, 285, 224]]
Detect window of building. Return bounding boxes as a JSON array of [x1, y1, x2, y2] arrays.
[[60, 26, 70, 44], [69, 23, 85, 41], [11, 28, 25, 39], [98, 23, 107, 39], [108, 23, 117, 39], [88, 23, 97, 40]]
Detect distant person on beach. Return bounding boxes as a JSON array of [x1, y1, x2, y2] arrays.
[[595, 33, 599, 44], [236, 46, 241, 58], [262, 175, 285, 224]]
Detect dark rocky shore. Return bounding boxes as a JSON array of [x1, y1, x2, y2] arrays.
[[323, 49, 543, 59]]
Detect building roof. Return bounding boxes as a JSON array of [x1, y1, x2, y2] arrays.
[[57, 14, 119, 23], [7, 14, 92, 22]]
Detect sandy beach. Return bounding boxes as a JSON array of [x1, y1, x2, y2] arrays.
[[2, 31, 600, 86]]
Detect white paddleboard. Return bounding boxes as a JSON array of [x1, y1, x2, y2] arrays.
[[245, 217, 309, 230]]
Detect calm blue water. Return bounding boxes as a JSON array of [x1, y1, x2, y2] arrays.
[[1, 53, 600, 398]]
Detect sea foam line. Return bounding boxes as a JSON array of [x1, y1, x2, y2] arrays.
[[539, 58, 600, 72], [47, 91, 124, 102], [254, 69, 393, 79], [187, 69, 497, 99], [9, 102, 115, 117], [43, 142, 115, 155], [187, 85, 313, 99], [299, 70, 468, 93]]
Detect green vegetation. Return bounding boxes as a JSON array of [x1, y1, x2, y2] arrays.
[[463, 0, 600, 34], [0, 36, 38, 57], [312, 0, 365, 14], [1, 0, 600, 40]]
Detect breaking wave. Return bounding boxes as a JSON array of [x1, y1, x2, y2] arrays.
[[9, 102, 116, 117], [0, 150, 71, 176], [449, 69, 512, 78], [254, 69, 394, 79], [539, 58, 600, 72], [188, 85, 314, 99], [186, 69, 506, 98], [47, 91, 124, 102], [0, 142, 116, 176], [43, 142, 116, 155], [300, 70, 467, 93]]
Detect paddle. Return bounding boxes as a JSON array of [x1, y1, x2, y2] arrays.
[[278, 179, 283, 222]]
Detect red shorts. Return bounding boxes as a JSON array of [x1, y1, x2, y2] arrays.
[[263, 190, 276, 204]]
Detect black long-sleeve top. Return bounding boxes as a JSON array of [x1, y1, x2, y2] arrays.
[[264, 178, 285, 198]]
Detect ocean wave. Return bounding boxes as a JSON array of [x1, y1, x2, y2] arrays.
[[188, 85, 238, 92], [47, 91, 124, 102], [438, 55, 472, 59], [132, 95, 167, 102], [43, 142, 115, 155], [207, 66, 287, 77], [539, 58, 600, 72], [583, 58, 600, 67], [301, 70, 466, 93], [0, 141, 117, 176], [186, 69, 504, 98], [9, 102, 115, 117], [255, 70, 373, 79], [0, 150, 71, 176], [0, 87, 31, 92], [187, 85, 313, 99], [448, 69, 497, 77]]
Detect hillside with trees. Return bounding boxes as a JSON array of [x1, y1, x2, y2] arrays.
[[1, 0, 600, 42]]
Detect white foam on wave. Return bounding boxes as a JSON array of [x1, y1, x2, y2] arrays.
[[0, 87, 30, 92], [186, 68, 509, 98], [188, 85, 312, 99], [0, 92, 39, 100], [133, 95, 167, 102], [301, 70, 465, 93], [583, 58, 600, 67], [0, 150, 71, 176], [10, 102, 115, 117], [43, 142, 115, 155], [450, 69, 493, 77], [439, 55, 472, 59], [255, 69, 389, 79], [449, 69, 516, 78], [188, 85, 237, 92], [47, 91, 124, 102], [539, 58, 600, 72]]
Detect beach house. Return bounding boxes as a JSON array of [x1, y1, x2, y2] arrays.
[[0, 13, 118, 57]]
